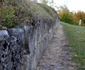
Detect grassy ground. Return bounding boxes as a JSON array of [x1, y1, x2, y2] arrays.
[[62, 22, 85, 68]]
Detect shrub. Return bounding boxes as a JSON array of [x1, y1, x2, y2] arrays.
[[58, 5, 74, 24], [0, 7, 16, 27], [60, 12, 74, 24]]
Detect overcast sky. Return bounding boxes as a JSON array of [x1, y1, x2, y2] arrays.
[[53, 0, 85, 12]]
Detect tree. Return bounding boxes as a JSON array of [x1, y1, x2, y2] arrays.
[[58, 5, 74, 24], [73, 11, 85, 25]]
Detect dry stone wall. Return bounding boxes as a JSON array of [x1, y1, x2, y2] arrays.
[[0, 15, 60, 70]]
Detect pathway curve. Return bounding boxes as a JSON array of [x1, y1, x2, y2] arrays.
[[36, 23, 77, 70]]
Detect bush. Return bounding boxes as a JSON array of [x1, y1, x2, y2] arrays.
[[0, 7, 16, 27], [58, 5, 74, 25], [60, 12, 74, 24]]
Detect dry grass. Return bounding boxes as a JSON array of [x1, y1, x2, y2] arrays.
[[0, 0, 57, 28]]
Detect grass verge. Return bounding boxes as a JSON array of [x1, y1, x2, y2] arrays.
[[62, 22, 85, 68]]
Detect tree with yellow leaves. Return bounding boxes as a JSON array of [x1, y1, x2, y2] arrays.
[[73, 11, 85, 25], [58, 5, 74, 24]]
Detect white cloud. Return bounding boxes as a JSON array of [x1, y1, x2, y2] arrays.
[[67, 0, 85, 12]]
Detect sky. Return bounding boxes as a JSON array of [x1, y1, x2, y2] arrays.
[[53, 0, 85, 12]]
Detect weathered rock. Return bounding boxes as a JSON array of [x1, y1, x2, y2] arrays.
[[0, 16, 60, 70]]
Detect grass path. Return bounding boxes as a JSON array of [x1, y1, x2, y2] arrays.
[[36, 23, 77, 70], [63, 22, 85, 69]]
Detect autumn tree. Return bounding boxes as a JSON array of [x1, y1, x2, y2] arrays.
[[57, 5, 85, 26], [58, 5, 74, 24], [73, 11, 85, 25]]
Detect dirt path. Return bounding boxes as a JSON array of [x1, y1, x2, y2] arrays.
[[36, 23, 77, 70]]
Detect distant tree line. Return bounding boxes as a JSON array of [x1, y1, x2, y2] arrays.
[[57, 5, 85, 26]]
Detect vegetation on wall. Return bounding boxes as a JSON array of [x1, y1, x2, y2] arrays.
[[0, 0, 31, 28], [0, 7, 16, 27], [0, 0, 57, 28]]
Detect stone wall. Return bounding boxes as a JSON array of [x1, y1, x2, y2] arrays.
[[0, 15, 60, 70]]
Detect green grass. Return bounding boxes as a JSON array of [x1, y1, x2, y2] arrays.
[[62, 22, 85, 68]]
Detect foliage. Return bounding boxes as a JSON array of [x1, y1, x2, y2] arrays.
[[58, 5, 85, 26], [73, 11, 85, 25], [63, 22, 85, 68], [0, 7, 16, 27], [58, 5, 74, 24], [60, 12, 74, 24], [0, 0, 57, 28], [0, 0, 31, 28]]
